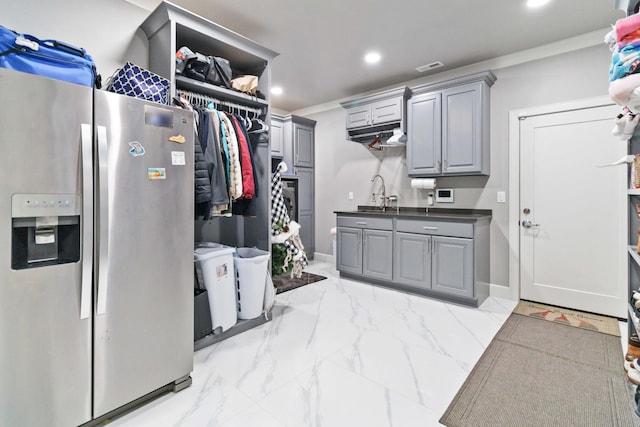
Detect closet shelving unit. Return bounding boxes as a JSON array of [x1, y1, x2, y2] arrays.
[[629, 160, 640, 336], [621, 0, 640, 345], [141, 1, 278, 351]]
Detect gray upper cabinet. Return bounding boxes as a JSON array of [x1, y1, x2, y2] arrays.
[[370, 97, 403, 126], [346, 105, 371, 129], [407, 92, 441, 175], [280, 115, 316, 171], [341, 87, 411, 140], [407, 71, 495, 177], [270, 114, 284, 158], [442, 83, 485, 175], [294, 122, 314, 167], [345, 100, 404, 130]]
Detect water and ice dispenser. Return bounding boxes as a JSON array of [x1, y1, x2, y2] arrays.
[[11, 194, 81, 270]]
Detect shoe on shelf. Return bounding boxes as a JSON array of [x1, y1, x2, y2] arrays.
[[628, 367, 640, 385], [628, 335, 640, 361], [623, 354, 635, 372]]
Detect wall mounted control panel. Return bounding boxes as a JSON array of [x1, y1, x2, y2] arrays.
[[435, 189, 454, 203]]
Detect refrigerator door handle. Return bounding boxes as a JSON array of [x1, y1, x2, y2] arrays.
[[80, 124, 94, 320], [96, 125, 109, 316]]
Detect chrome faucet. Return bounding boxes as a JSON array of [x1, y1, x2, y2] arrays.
[[371, 174, 386, 210]]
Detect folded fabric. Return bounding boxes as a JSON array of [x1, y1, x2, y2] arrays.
[[605, 28, 617, 51], [611, 49, 640, 81], [616, 14, 640, 42], [609, 73, 640, 105], [620, 36, 640, 49]]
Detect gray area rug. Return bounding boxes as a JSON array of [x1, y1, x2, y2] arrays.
[[273, 271, 326, 294], [440, 314, 636, 427]]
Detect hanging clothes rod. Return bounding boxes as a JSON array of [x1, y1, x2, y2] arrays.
[[176, 89, 263, 115]]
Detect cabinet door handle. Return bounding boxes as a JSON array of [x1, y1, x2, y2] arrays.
[[443, 159, 448, 171], [423, 226, 438, 230], [437, 160, 441, 172], [356, 221, 367, 225]]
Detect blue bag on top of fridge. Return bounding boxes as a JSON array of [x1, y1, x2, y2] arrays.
[[0, 25, 99, 87]]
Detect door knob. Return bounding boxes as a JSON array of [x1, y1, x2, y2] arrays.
[[522, 219, 540, 228]]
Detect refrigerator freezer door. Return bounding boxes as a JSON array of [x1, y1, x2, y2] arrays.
[[93, 91, 194, 417], [0, 69, 93, 426]]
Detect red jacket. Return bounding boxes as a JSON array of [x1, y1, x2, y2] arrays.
[[230, 115, 255, 199]]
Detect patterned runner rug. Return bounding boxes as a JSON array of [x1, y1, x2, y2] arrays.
[[513, 300, 620, 336]]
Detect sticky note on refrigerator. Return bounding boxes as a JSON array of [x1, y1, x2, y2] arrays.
[[148, 168, 166, 180], [171, 151, 185, 165]]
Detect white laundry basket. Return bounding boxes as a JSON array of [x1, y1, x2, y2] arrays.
[[234, 247, 270, 320], [194, 243, 238, 333]]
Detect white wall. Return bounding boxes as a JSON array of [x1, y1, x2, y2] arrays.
[[308, 44, 612, 290]]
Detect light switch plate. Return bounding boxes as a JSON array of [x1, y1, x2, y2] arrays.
[[497, 191, 506, 203], [348, 192, 354, 200]]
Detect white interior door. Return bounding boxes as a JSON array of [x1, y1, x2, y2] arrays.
[[520, 104, 627, 317]]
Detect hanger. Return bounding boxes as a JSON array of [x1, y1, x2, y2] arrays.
[[367, 135, 382, 151]]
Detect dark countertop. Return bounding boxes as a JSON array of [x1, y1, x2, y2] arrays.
[[334, 206, 492, 222]]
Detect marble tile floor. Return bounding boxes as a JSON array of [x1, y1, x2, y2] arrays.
[[111, 261, 532, 427]]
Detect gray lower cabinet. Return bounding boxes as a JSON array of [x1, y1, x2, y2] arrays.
[[362, 229, 393, 281], [431, 236, 473, 298], [394, 232, 431, 289], [336, 227, 361, 274], [296, 167, 314, 258], [336, 216, 394, 280], [337, 213, 490, 307]]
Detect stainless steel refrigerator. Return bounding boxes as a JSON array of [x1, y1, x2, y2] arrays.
[[0, 67, 194, 426]]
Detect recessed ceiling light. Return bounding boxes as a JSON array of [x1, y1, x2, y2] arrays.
[[527, 0, 550, 8], [271, 86, 283, 96], [364, 52, 381, 64]]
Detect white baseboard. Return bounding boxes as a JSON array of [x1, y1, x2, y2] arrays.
[[313, 252, 334, 265], [490, 283, 516, 301]]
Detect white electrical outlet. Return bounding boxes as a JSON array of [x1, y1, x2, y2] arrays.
[[497, 191, 506, 203], [348, 192, 354, 200]]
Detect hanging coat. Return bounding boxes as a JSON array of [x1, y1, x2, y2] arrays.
[[218, 111, 243, 199], [204, 109, 230, 207], [232, 115, 259, 217], [230, 114, 255, 199]]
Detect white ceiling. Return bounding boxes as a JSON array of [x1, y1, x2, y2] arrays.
[[135, 0, 624, 112]]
